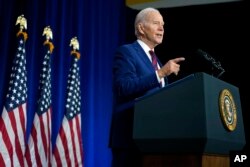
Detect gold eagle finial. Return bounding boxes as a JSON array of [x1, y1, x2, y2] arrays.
[[70, 37, 80, 51], [16, 14, 28, 41], [43, 26, 53, 41], [43, 26, 54, 53], [16, 14, 27, 31], [70, 37, 80, 59]]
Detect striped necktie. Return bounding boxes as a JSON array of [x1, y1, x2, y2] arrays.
[[149, 50, 162, 87], [149, 50, 159, 70]]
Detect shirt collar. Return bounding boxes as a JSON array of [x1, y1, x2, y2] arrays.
[[137, 39, 153, 54]]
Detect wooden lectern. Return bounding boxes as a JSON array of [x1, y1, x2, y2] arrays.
[[133, 72, 246, 167]]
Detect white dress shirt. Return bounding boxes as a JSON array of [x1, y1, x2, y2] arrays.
[[137, 39, 165, 87]]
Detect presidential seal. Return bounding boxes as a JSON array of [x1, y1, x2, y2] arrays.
[[219, 89, 237, 131]]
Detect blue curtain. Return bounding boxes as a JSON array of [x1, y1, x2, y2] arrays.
[[0, 0, 127, 166]]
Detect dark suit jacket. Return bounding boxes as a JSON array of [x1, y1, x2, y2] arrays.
[[109, 41, 168, 149]]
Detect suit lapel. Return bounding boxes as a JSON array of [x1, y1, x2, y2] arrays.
[[132, 41, 155, 72], [132, 41, 168, 85]]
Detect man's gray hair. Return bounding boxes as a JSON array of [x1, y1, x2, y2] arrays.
[[134, 7, 160, 37]]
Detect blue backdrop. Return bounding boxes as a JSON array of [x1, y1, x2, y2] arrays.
[[0, 0, 127, 166]]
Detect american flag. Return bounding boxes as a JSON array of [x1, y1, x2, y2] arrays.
[[52, 56, 84, 166], [24, 44, 52, 166], [0, 34, 27, 167]]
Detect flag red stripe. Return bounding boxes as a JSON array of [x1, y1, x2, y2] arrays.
[[0, 153, 4, 166], [18, 105, 26, 144], [31, 122, 43, 166], [39, 113, 48, 160], [47, 108, 52, 166], [53, 116, 84, 166], [24, 142, 32, 167], [8, 108, 25, 167], [18, 105, 26, 167], [53, 123, 69, 166], [25, 108, 52, 166], [76, 115, 83, 163], [53, 146, 61, 166], [69, 120, 77, 166], [59, 124, 71, 167], [0, 115, 14, 166]]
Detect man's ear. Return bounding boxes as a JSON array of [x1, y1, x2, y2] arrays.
[[138, 24, 144, 35]]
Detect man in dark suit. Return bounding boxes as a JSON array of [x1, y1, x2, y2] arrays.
[[109, 7, 185, 167]]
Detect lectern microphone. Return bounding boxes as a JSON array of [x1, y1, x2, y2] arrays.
[[197, 49, 225, 78]]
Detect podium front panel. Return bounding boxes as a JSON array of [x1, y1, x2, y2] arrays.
[[133, 72, 246, 154]]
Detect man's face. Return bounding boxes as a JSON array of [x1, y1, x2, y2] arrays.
[[140, 11, 164, 48]]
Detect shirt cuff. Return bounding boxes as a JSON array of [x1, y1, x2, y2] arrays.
[[155, 71, 161, 83]]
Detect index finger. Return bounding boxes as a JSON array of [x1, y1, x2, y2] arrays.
[[173, 57, 185, 63]]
